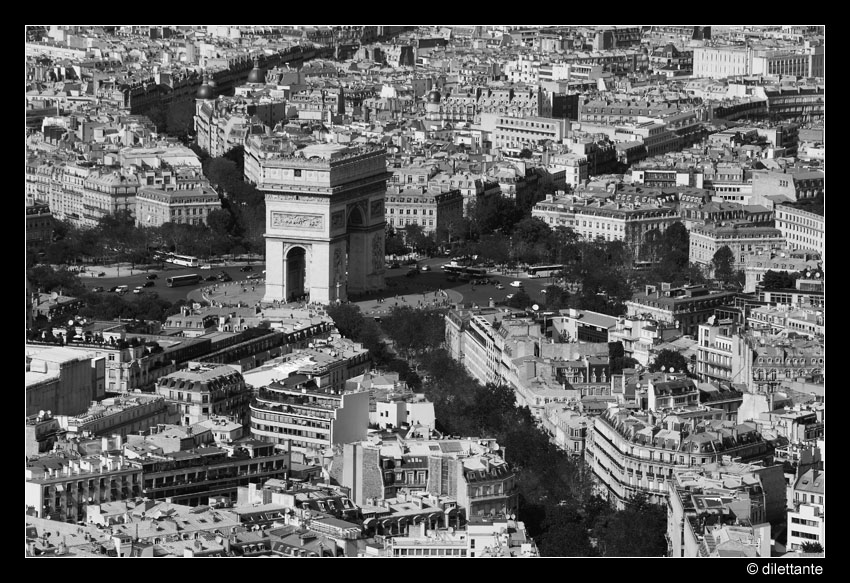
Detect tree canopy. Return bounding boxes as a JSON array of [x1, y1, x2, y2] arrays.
[[649, 348, 690, 374]]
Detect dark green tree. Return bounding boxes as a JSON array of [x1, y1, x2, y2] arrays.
[[652, 222, 690, 285], [385, 227, 408, 256], [539, 504, 598, 557], [800, 542, 824, 553], [761, 269, 799, 290], [649, 349, 690, 374], [712, 245, 735, 285], [593, 493, 667, 557], [543, 285, 570, 310], [508, 289, 532, 309], [326, 303, 367, 339]]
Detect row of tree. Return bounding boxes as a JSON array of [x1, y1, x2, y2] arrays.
[[325, 303, 668, 556]]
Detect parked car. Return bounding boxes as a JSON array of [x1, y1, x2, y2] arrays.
[[205, 275, 218, 282], [420, 265, 431, 272], [200, 264, 212, 270], [108, 286, 120, 293], [388, 262, 400, 269], [97, 272, 106, 277], [509, 280, 523, 288], [146, 274, 158, 280], [218, 274, 232, 282], [506, 293, 515, 300], [246, 273, 262, 280], [495, 283, 505, 290], [116, 285, 129, 295], [92, 286, 104, 293], [143, 281, 156, 287], [240, 265, 253, 272], [133, 286, 144, 294]]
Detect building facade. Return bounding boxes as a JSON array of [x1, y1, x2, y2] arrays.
[[156, 363, 253, 427], [775, 204, 824, 259], [250, 379, 369, 460], [385, 185, 463, 239]]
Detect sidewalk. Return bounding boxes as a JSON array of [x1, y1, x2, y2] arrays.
[[190, 281, 465, 315], [354, 288, 463, 317], [191, 280, 267, 308], [79, 262, 153, 279]]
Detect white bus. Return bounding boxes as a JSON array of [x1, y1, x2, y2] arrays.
[[166, 253, 199, 268]]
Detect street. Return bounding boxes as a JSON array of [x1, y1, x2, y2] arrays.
[[83, 262, 266, 304]]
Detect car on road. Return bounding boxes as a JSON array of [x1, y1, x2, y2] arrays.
[[420, 265, 431, 272], [205, 275, 218, 282], [495, 283, 504, 290], [146, 274, 158, 280], [509, 280, 523, 288], [218, 274, 232, 282], [506, 294, 515, 300], [92, 286, 104, 293], [246, 273, 262, 280], [240, 266, 253, 272], [97, 272, 106, 277], [200, 265, 212, 270], [388, 262, 400, 269]]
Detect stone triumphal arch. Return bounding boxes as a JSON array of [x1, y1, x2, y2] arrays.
[[254, 142, 389, 304]]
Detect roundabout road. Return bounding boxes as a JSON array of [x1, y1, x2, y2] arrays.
[[82, 262, 266, 304]]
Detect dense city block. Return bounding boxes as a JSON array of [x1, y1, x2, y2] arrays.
[[26, 25, 824, 558]]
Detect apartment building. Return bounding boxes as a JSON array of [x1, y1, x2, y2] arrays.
[[130, 440, 290, 506], [26, 346, 103, 417], [195, 95, 285, 158], [26, 203, 54, 247], [548, 153, 588, 188], [693, 46, 751, 79], [775, 204, 824, 258], [627, 283, 738, 337], [667, 462, 784, 557], [532, 195, 679, 259], [156, 363, 253, 427], [786, 469, 824, 552], [696, 320, 751, 386], [49, 165, 139, 228], [339, 437, 518, 520], [241, 338, 371, 395], [385, 185, 463, 238], [750, 169, 824, 206], [427, 172, 501, 217], [250, 377, 369, 460], [59, 393, 179, 438], [491, 115, 568, 154], [690, 223, 786, 272], [135, 184, 221, 227], [609, 315, 682, 366], [585, 406, 774, 508], [25, 454, 143, 523]]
